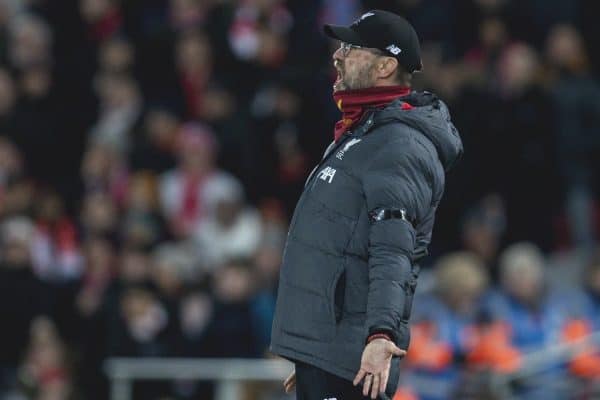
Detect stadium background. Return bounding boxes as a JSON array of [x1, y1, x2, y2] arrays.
[[1, 0, 600, 399]]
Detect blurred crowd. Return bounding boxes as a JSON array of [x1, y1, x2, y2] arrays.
[[0, 0, 599, 399]]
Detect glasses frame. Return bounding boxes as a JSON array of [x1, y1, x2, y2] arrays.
[[339, 42, 385, 57]]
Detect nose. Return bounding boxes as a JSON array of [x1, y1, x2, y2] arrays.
[[333, 45, 344, 62]]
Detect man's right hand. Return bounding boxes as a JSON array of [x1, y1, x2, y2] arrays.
[[283, 370, 296, 393]]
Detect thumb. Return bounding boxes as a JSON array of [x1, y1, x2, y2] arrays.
[[389, 343, 407, 357]]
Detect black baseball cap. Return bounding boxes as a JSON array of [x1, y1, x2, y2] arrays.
[[324, 10, 422, 73]]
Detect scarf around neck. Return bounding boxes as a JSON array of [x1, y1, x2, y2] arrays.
[[333, 85, 412, 142]]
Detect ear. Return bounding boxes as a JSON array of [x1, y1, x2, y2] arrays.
[[375, 57, 398, 80]]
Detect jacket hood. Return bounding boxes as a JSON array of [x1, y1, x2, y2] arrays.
[[373, 91, 463, 171]]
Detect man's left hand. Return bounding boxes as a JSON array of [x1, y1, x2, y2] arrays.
[[353, 338, 406, 399]]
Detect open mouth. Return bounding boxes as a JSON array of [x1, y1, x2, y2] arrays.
[[335, 72, 342, 85], [334, 68, 343, 86]]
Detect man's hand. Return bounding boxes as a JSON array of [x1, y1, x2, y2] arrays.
[[353, 338, 406, 399], [283, 370, 296, 393]]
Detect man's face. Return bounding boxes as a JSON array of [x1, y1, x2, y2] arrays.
[[332, 43, 380, 92]]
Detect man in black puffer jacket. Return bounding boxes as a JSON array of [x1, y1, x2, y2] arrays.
[[270, 10, 463, 400]]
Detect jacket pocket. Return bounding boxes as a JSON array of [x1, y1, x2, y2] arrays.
[[279, 282, 336, 342], [278, 242, 346, 342], [331, 268, 346, 323]]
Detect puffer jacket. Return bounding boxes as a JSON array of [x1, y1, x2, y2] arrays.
[[270, 91, 463, 398]]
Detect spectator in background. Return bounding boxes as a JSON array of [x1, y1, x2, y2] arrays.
[[193, 175, 261, 270], [159, 122, 240, 238], [1, 176, 34, 219], [0, 216, 49, 395], [0, 69, 17, 133], [120, 171, 167, 250], [177, 286, 214, 357], [7, 13, 52, 70], [546, 24, 600, 250], [80, 191, 119, 238], [151, 242, 197, 307], [80, 143, 129, 206], [90, 72, 143, 153], [405, 252, 489, 400], [31, 189, 82, 282], [98, 36, 135, 74], [484, 242, 570, 398], [79, 0, 123, 42], [19, 317, 72, 400], [172, 285, 216, 399], [75, 236, 116, 320], [108, 286, 175, 399], [460, 194, 506, 281], [169, 0, 215, 32], [227, 0, 292, 69], [560, 250, 600, 382], [175, 30, 215, 119], [210, 258, 262, 358], [109, 286, 172, 358], [129, 106, 180, 173], [0, 137, 23, 206]]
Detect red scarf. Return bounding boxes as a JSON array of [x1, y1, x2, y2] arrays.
[[333, 86, 412, 142]]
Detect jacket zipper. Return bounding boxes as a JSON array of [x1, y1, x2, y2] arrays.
[[287, 132, 355, 234]]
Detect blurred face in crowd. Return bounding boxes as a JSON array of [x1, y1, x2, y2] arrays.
[[1, 237, 32, 268], [8, 14, 52, 69], [332, 42, 387, 92], [21, 66, 52, 99], [180, 291, 213, 337], [145, 108, 179, 149], [84, 237, 114, 279], [152, 256, 183, 296], [119, 249, 150, 283], [435, 253, 488, 315], [81, 192, 118, 234], [546, 24, 588, 72], [462, 221, 499, 263], [2, 179, 34, 215], [498, 44, 539, 94], [213, 262, 255, 303], [80, 0, 114, 23], [176, 32, 212, 75], [501, 251, 544, 305], [120, 288, 167, 342], [0, 137, 22, 178], [35, 191, 64, 223], [81, 143, 117, 183], [170, 0, 209, 28], [479, 18, 507, 51], [95, 73, 140, 110], [126, 173, 159, 212], [178, 127, 216, 174], [99, 38, 134, 73]]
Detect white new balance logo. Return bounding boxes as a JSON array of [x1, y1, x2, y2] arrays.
[[386, 44, 402, 55], [358, 12, 374, 21], [317, 166, 336, 183]]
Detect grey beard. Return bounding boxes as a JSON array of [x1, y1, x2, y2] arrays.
[[340, 64, 375, 91]]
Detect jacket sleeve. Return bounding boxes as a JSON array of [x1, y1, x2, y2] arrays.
[[362, 138, 433, 345]]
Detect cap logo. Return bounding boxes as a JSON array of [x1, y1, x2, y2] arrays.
[[357, 12, 374, 22], [386, 44, 402, 55]]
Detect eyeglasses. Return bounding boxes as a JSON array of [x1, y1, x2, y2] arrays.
[[339, 42, 384, 57]]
